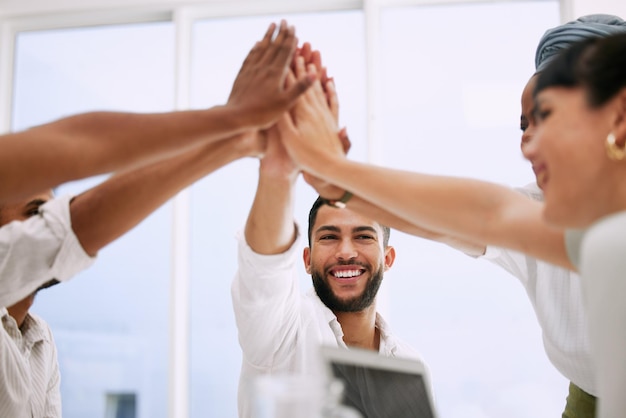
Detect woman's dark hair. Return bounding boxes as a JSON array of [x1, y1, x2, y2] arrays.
[[534, 32, 626, 108]]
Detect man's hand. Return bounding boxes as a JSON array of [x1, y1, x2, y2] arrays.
[[228, 21, 314, 130]]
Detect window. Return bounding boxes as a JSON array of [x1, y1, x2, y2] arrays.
[[106, 393, 138, 418], [378, 2, 562, 417], [5, 1, 566, 417]]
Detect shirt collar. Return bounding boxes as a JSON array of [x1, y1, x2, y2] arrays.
[[2, 310, 49, 346], [307, 288, 400, 354], [375, 312, 399, 356]]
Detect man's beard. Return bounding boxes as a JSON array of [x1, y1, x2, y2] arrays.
[[311, 263, 384, 313]]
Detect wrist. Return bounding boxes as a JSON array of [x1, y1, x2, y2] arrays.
[[220, 103, 255, 133]]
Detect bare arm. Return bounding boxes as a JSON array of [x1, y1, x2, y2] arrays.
[[244, 129, 299, 255], [0, 109, 245, 201], [70, 131, 263, 256], [342, 193, 486, 256], [0, 20, 312, 203], [320, 163, 569, 268]]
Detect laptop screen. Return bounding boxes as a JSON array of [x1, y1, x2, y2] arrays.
[[321, 346, 437, 418]]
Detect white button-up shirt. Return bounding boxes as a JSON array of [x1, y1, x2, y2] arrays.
[[232, 229, 427, 418], [482, 183, 595, 396], [1, 309, 61, 418]]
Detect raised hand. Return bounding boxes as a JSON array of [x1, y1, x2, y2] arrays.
[[278, 56, 345, 174], [296, 42, 337, 113], [228, 21, 314, 130], [296, 42, 328, 84]]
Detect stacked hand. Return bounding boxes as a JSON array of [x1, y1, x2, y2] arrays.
[[228, 20, 315, 130], [252, 40, 339, 176]]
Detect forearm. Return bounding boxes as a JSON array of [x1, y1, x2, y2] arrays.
[[244, 169, 297, 255], [310, 156, 572, 269], [0, 108, 248, 202], [69, 134, 251, 256], [350, 195, 487, 255]]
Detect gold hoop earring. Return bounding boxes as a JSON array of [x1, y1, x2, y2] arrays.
[[605, 132, 626, 161]]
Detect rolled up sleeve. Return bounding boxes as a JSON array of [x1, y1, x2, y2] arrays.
[[0, 195, 95, 308]]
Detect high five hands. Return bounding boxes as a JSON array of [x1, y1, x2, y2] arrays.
[[238, 25, 350, 201]]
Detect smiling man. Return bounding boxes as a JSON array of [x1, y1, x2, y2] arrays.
[[231, 161, 426, 418], [231, 64, 427, 417], [306, 200, 390, 326]]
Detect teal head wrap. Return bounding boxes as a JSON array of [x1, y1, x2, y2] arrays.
[[535, 14, 626, 72]]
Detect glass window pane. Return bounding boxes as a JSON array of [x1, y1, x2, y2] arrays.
[[379, 2, 563, 417], [188, 11, 366, 418], [12, 22, 175, 418]]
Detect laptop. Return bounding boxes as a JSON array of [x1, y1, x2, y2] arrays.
[[320, 345, 438, 418]]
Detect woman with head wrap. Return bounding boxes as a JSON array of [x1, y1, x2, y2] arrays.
[[524, 32, 626, 418], [278, 14, 626, 418]]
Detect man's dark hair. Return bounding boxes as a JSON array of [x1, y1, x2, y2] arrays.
[[307, 196, 391, 247]]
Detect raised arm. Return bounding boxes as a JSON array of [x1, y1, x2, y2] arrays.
[[232, 49, 339, 370], [244, 129, 299, 255], [245, 43, 334, 254], [280, 71, 572, 270], [0, 20, 312, 203]]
